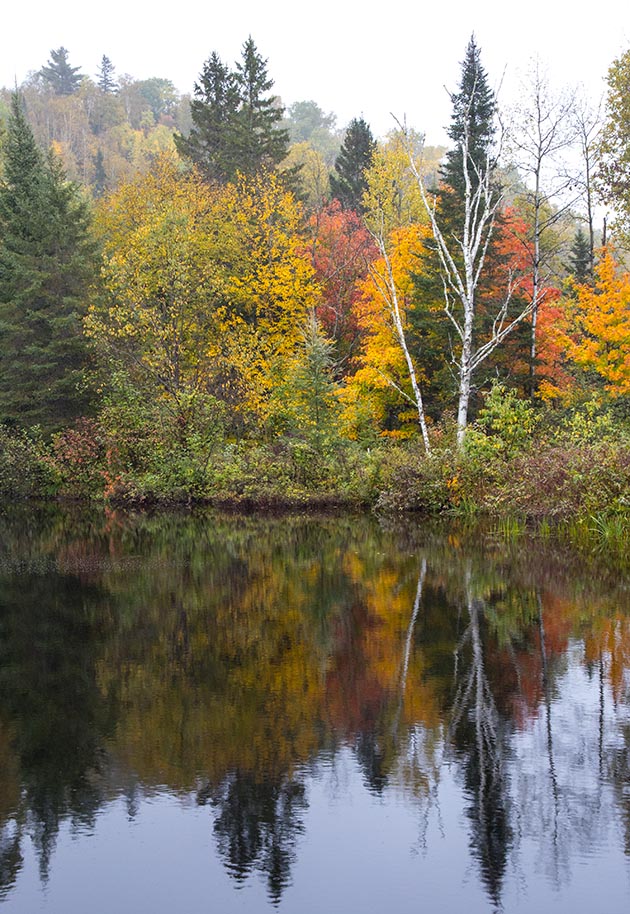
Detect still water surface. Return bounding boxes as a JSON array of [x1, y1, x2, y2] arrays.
[[0, 506, 629, 913]]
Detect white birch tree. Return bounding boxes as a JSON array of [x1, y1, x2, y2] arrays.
[[400, 115, 530, 447], [398, 38, 533, 446]]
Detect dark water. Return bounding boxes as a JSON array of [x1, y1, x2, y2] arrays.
[[0, 506, 629, 913]]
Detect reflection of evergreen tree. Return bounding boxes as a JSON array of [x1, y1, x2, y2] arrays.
[[0, 572, 117, 880], [449, 596, 511, 910], [355, 732, 389, 794], [203, 771, 306, 905]]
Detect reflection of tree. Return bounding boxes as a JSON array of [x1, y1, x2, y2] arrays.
[[1, 505, 630, 908], [200, 771, 306, 905], [450, 587, 512, 909], [0, 572, 117, 882], [0, 822, 21, 900]]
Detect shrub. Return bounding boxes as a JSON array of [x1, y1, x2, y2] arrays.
[[0, 426, 57, 498]]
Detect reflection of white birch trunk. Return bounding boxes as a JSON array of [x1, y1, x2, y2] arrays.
[[393, 558, 427, 736], [451, 595, 501, 780]]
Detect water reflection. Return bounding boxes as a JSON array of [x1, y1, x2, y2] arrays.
[[0, 505, 628, 911]]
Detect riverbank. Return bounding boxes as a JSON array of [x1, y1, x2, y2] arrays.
[[2, 415, 629, 568]]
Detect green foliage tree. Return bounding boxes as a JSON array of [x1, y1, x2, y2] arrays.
[[0, 94, 96, 430], [136, 78, 179, 122], [411, 36, 530, 430], [598, 46, 630, 240], [330, 117, 376, 212], [441, 36, 497, 206], [233, 37, 290, 176], [285, 100, 339, 164], [280, 312, 340, 451], [93, 148, 107, 196], [40, 47, 83, 96]]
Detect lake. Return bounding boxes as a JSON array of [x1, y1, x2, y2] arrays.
[[0, 505, 628, 913]]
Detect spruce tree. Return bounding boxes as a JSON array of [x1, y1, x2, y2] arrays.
[[0, 95, 96, 430], [232, 37, 290, 177], [441, 36, 496, 202], [40, 47, 83, 96], [567, 227, 592, 283], [176, 39, 290, 183], [174, 51, 240, 183], [96, 55, 117, 94], [93, 148, 107, 196], [412, 36, 528, 420], [330, 117, 376, 212]]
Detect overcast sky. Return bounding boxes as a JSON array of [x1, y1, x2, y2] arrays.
[[3, 0, 629, 143]]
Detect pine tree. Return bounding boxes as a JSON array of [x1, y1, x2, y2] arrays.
[[0, 95, 96, 430], [40, 47, 83, 96], [96, 55, 117, 94], [174, 51, 240, 183], [330, 117, 376, 212]]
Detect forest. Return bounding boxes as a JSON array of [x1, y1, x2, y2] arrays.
[[0, 38, 629, 548]]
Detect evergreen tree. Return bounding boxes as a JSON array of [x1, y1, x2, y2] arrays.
[[285, 312, 339, 451], [567, 227, 592, 283], [93, 148, 107, 197], [176, 39, 290, 183], [96, 55, 117, 93], [174, 51, 240, 183], [232, 37, 290, 177], [441, 36, 497, 203], [0, 95, 96, 430], [40, 47, 83, 96], [330, 117, 376, 212], [412, 36, 529, 422]]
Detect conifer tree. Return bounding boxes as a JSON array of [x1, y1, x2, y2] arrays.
[[406, 37, 531, 442], [40, 47, 83, 96], [174, 51, 240, 183], [330, 117, 376, 212], [93, 148, 107, 196], [567, 227, 592, 284], [441, 36, 497, 204], [0, 95, 96, 430], [96, 55, 117, 93], [412, 37, 515, 415], [176, 39, 290, 183], [232, 37, 290, 177]]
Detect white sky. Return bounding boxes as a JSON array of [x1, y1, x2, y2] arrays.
[[3, 0, 629, 144]]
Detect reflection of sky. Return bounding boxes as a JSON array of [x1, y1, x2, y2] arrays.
[[505, 641, 630, 913], [5, 687, 630, 914], [2, 753, 487, 914]]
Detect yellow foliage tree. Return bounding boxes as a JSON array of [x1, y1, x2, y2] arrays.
[[340, 224, 430, 440], [217, 170, 320, 428], [87, 154, 231, 419], [562, 250, 630, 396], [363, 129, 430, 235]]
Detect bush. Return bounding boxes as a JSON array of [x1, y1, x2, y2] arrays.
[[375, 445, 457, 514], [0, 426, 57, 498]]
